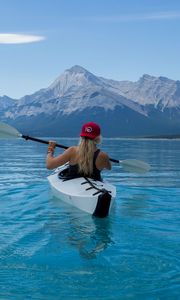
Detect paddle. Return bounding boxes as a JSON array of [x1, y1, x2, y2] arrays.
[[0, 122, 150, 173]]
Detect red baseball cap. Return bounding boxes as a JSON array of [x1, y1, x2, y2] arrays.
[[80, 122, 101, 140]]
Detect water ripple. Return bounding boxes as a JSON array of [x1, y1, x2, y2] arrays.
[[0, 139, 180, 299]]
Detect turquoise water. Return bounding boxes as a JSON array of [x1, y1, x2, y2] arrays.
[[0, 138, 180, 299]]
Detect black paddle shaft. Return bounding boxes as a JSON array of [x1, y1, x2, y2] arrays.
[[22, 135, 68, 149], [21, 135, 117, 163]]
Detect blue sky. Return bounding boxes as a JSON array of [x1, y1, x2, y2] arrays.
[[1, 0, 180, 98]]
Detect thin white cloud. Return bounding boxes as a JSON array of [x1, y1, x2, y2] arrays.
[[83, 11, 180, 23], [0, 33, 45, 44], [145, 11, 180, 20]]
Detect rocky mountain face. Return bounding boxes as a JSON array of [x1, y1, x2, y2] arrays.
[[1, 65, 180, 136]]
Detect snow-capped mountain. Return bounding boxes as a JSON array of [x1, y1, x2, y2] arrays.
[[0, 95, 17, 110], [1, 65, 180, 136], [103, 74, 180, 110]]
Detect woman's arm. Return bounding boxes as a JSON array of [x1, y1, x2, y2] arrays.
[[46, 144, 73, 170]]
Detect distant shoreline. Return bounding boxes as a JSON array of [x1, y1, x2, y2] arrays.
[[142, 134, 180, 139]]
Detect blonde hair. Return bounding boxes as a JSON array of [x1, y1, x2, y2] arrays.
[[78, 136, 101, 176]]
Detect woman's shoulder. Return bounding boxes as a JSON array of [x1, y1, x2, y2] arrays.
[[96, 150, 111, 170], [98, 150, 109, 159], [69, 145, 78, 150], [66, 146, 78, 154], [97, 150, 110, 163]]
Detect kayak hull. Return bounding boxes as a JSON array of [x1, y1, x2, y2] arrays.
[[47, 165, 116, 216]]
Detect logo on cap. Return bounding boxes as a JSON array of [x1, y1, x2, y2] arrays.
[[85, 127, 93, 133]]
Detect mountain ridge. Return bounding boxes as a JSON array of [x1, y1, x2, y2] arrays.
[[1, 65, 180, 137]]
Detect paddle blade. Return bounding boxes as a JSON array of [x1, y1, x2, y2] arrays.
[[0, 122, 21, 138], [119, 159, 150, 173]]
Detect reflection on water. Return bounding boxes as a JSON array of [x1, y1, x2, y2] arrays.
[[51, 196, 113, 259], [69, 216, 113, 259]]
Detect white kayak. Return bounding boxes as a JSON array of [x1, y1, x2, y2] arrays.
[[47, 164, 116, 217]]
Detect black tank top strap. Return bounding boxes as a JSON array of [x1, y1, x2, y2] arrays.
[[93, 149, 101, 164], [92, 149, 102, 181]]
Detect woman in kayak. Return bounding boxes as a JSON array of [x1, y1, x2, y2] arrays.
[[46, 122, 111, 181]]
